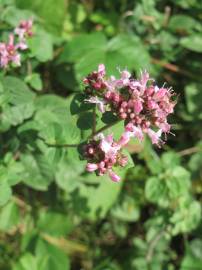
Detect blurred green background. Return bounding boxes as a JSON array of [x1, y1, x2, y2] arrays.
[[0, 0, 202, 269]]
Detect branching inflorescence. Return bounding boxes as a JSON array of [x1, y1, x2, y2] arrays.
[[0, 19, 33, 68], [83, 64, 176, 182]]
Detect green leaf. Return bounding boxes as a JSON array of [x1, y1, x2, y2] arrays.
[[167, 166, 191, 199], [107, 34, 151, 74], [2, 76, 35, 105], [181, 240, 202, 270], [170, 197, 201, 235], [161, 152, 180, 168], [180, 35, 202, 53], [55, 148, 86, 192], [20, 154, 54, 191], [75, 48, 105, 80], [111, 196, 140, 222], [4, 103, 35, 125], [35, 239, 70, 270], [0, 180, 12, 206], [145, 166, 191, 207], [188, 141, 202, 179], [145, 177, 168, 207], [190, 239, 202, 259], [59, 32, 107, 63], [185, 84, 202, 119], [139, 142, 163, 175], [1, 6, 35, 26], [1, 76, 35, 125], [28, 29, 53, 62], [13, 253, 38, 270], [0, 200, 20, 232], [59, 33, 151, 81], [37, 211, 73, 237], [169, 15, 201, 33], [34, 95, 81, 145], [78, 177, 123, 220], [16, 0, 68, 34], [25, 73, 43, 91], [181, 252, 202, 270], [4, 160, 24, 186]]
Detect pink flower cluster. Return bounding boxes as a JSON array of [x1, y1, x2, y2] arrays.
[[0, 19, 33, 68], [83, 64, 176, 181], [84, 64, 176, 147], [84, 133, 128, 182]]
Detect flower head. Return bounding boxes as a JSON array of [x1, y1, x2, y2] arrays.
[[83, 133, 128, 182], [0, 19, 33, 69], [84, 65, 176, 146], [82, 65, 176, 181]]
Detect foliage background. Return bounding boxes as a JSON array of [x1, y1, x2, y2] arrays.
[[0, 0, 202, 269]]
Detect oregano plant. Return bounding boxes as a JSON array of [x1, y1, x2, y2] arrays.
[[0, 20, 176, 184], [0, 2, 202, 268]]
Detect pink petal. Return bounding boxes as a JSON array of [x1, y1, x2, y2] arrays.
[[97, 101, 105, 113], [147, 129, 162, 145], [133, 100, 143, 114], [100, 138, 112, 153], [86, 163, 98, 172], [8, 34, 14, 46], [98, 64, 105, 77], [154, 88, 167, 100], [118, 131, 132, 146], [108, 170, 121, 182]]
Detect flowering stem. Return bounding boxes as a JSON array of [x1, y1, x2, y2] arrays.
[[91, 119, 121, 138], [92, 106, 96, 135], [41, 119, 121, 149]]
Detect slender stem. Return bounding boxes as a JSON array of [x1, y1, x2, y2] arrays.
[[27, 60, 32, 75], [146, 226, 169, 264], [92, 106, 96, 135], [178, 146, 201, 156], [91, 120, 121, 138], [42, 119, 121, 148]]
